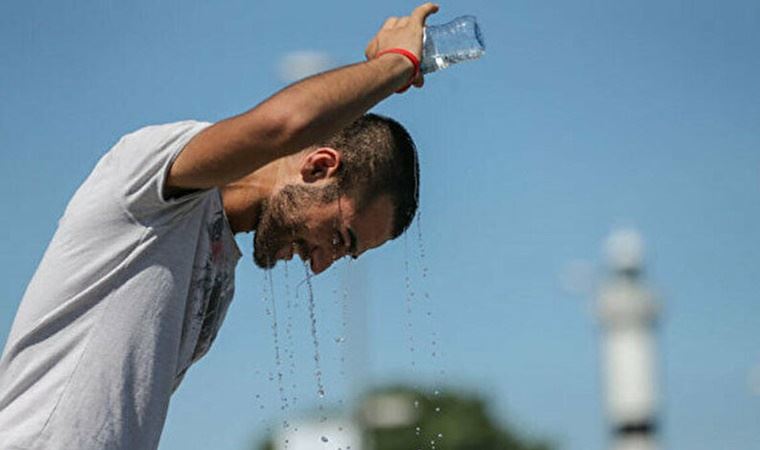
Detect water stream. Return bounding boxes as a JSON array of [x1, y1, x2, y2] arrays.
[[414, 211, 447, 450], [264, 269, 293, 450], [302, 260, 328, 424], [253, 205, 445, 449], [282, 261, 299, 407]]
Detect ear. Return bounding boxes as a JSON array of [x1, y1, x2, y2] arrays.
[[300, 147, 342, 183]]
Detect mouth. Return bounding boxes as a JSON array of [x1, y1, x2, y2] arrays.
[[296, 242, 319, 274], [274, 244, 293, 262], [276, 241, 312, 264]]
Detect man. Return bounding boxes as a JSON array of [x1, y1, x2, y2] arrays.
[[0, 3, 439, 449]]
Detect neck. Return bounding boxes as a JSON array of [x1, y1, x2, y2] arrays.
[[220, 155, 301, 233], [220, 183, 264, 234]]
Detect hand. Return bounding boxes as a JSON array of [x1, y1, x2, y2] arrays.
[[365, 2, 439, 88]]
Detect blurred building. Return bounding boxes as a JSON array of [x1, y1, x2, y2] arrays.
[[274, 417, 361, 450], [597, 229, 660, 450]]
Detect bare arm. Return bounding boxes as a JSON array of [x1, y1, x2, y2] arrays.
[[168, 3, 439, 191]]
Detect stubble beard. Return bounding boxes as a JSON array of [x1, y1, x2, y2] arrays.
[[253, 184, 324, 269], [253, 196, 297, 269], [252, 183, 339, 269]]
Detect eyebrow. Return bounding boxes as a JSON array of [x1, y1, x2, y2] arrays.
[[347, 227, 358, 259]]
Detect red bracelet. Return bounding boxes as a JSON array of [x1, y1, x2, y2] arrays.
[[375, 48, 420, 93]]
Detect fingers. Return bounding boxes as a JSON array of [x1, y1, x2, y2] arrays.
[[383, 16, 412, 29], [410, 2, 439, 25], [384, 3, 438, 29], [382, 16, 399, 29]]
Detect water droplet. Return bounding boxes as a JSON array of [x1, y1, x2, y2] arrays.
[[303, 262, 327, 407], [321, 436, 329, 443], [437, 433, 443, 438]]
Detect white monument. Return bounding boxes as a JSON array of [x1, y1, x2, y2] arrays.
[[597, 229, 660, 450]]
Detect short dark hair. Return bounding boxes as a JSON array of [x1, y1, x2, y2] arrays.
[[321, 113, 419, 239]]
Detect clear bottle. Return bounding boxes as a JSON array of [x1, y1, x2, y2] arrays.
[[421, 15, 485, 75]]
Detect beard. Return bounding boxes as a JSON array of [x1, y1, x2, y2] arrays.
[[252, 183, 339, 269]]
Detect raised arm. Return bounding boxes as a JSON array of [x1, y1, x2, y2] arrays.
[[167, 3, 439, 191]]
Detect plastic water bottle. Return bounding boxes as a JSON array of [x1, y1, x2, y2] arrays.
[[421, 15, 485, 75]]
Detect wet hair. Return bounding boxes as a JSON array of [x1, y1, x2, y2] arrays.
[[320, 113, 419, 239]]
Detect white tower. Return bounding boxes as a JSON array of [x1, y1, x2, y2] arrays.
[[597, 229, 660, 450]]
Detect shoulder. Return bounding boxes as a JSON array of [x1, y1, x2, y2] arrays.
[[121, 120, 213, 146]]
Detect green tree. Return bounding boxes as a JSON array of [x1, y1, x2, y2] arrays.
[[255, 385, 556, 450]]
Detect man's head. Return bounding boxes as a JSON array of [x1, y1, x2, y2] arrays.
[[253, 113, 419, 273]]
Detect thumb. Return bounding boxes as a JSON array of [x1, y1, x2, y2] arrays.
[[411, 2, 439, 25]]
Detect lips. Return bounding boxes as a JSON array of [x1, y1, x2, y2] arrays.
[[276, 241, 312, 264], [297, 243, 313, 264], [297, 243, 320, 273]]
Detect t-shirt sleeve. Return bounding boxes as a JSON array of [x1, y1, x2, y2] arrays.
[[110, 120, 214, 223]]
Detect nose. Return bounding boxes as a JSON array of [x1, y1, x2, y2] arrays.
[[310, 246, 345, 275], [310, 253, 331, 275]]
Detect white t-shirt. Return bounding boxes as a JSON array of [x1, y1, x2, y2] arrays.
[[0, 121, 242, 450]]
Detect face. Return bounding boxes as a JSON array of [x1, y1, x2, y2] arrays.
[[253, 183, 395, 274]]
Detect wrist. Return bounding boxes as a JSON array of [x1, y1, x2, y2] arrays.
[[374, 48, 420, 93]]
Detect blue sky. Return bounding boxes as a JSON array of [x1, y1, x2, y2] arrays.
[[1, 1, 759, 449]]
